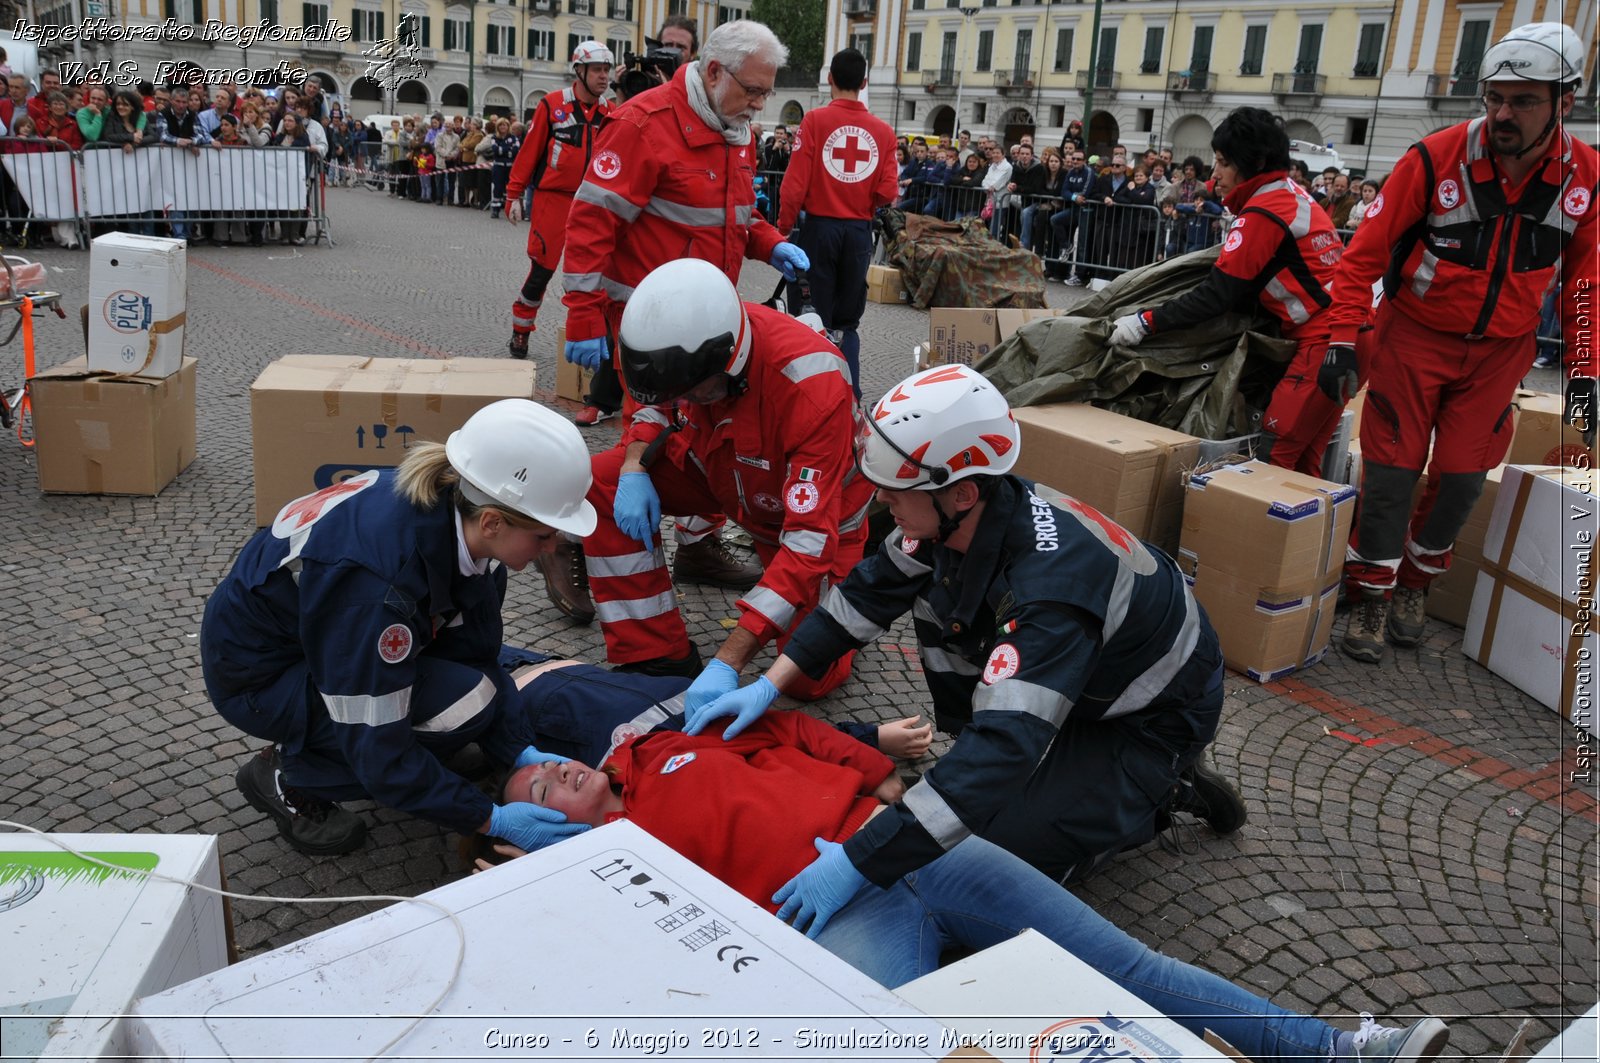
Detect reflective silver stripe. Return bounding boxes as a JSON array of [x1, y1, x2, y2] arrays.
[[587, 546, 668, 578], [413, 673, 496, 734], [645, 195, 726, 227], [734, 203, 754, 226], [781, 351, 850, 385], [562, 270, 637, 303], [1404, 539, 1450, 576], [885, 532, 932, 577], [1100, 563, 1135, 644], [840, 500, 871, 533], [595, 590, 679, 623], [1104, 589, 1203, 718], [973, 676, 1072, 728], [1266, 275, 1312, 325], [599, 693, 685, 764], [1465, 116, 1488, 163], [323, 687, 411, 727], [779, 529, 828, 557], [1259, 178, 1314, 238], [740, 585, 797, 630], [822, 584, 883, 641], [920, 644, 981, 676], [633, 406, 673, 428], [902, 779, 970, 850], [912, 597, 941, 627], [1410, 248, 1440, 299], [575, 180, 642, 221]]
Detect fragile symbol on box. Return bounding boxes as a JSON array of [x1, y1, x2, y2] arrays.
[[354, 423, 416, 449]]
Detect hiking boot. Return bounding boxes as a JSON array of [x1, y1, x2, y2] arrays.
[[573, 405, 615, 427], [236, 746, 366, 855], [1343, 593, 1390, 664], [672, 537, 762, 590], [1170, 759, 1248, 835], [536, 539, 595, 624], [614, 644, 703, 680], [508, 331, 529, 359], [1340, 1014, 1449, 1063], [1387, 586, 1427, 646]]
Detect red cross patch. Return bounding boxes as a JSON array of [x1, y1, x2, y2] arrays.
[[1565, 185, 1591, 218], [982, 643, 1021, 685], [592, 149, 622, 180], [272, 470, 379, 537], [1064, 496, 1137, 554], [786, 481, 820, 514], [377, 623, 413, 664], [822, 124, 879, 184]]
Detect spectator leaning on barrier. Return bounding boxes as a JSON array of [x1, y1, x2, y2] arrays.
[[97, 90, 147, 152], [1, 75, 27, 129], [27, 70, 61, 128], [1321, 172, 1355, 230], [74, 84, 111, 144], [1347, 176, 1381, 230], [1318, 21, 1598, 664], [1046, 148, 1093, 282], [431, 117, 461, 205]]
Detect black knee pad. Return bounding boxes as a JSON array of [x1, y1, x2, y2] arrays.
[[1357, 462, 1423, 560], [1415, 470, 1489, 552], [521, 262, 557, 302]]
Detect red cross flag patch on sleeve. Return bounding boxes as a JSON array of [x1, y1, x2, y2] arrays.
[[786, 481, 821, 514], [592, 149, 622, 180], [377, 623, 414, 664], [982, 643, 1021, 685]]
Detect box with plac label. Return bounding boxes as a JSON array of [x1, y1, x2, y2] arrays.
[[87, 232, 187, 378]]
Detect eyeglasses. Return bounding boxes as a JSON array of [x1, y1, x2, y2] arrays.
[[1071, 156, 1085, 161], [1482, 91, 1549, 113], [723, 66, 774, 103]]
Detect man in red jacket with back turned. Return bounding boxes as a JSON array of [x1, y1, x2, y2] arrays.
[[776, 47, 898, 400], [1316, 22, 1598, 664]]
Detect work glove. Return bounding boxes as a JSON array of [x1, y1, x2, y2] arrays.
[[487, 801, 589, 853], [613, 471, 661, 548], [768, 242, 810, 282], [684, 659, 740, 717], [1317, 343, 1361, 404], [684, 676, 778, 740], [565, 337, 609, 370], [773, 837, 868, 939], [1567, 376, 1598, 448], [1108, 310, 1154, 348], [513, 745, 570, 770]]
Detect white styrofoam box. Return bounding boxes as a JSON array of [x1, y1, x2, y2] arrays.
[[1531, 1004, 1598, 1061], [130, 820, 951, 1061], [896, 930, 1231, 1063], [1321, 408, 1356, 485], [87, 232, 187, 378], [0, 832, 228, 1062], [1465, 465, 1599, 723]]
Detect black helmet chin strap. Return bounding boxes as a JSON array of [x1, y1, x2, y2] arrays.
[[868, 416, 973, 543], [1507, 84, 1564, 159], [928, 491, 975, 543]]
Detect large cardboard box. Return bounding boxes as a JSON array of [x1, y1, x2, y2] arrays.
[[1181, 461, 1357, 682], [1464, 465, 1599, 723], [0, 833, 228, 1061], [897, 930, 1233, 1063], [1422, 464, 1506, 627], [995, 307, 1065, 343], [1011, 404, 1200, 554], [87, 232, 187, 378], [866, 264, 906, 304], [31, 355, 197, 495], [129, 820, 952, 1060], [250, 355, 536, 525], [1510, 389, 1594, 469], [927, 308, 999, 367]]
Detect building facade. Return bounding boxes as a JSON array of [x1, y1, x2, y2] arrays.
[[802, 0, 1596, 176]]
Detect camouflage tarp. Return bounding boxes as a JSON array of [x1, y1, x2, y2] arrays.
[[974, 246, 1297, 441], [880, 209, 1047, 311]]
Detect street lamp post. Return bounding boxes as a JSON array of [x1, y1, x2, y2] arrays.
[[1081, 0, 1102, 134], [950, 5, 977, 133]]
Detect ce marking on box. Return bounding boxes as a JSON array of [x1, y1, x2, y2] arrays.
[[716, 944, 760, 973]]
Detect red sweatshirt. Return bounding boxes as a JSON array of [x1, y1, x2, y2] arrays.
[[777, 97, 898, 234]]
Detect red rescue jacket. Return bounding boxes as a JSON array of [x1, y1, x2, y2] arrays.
[[505, 83, 608, 201], [776, 98, 898, 233]]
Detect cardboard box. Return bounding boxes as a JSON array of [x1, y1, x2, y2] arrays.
[[896, 930, 1233, 1063], [1011, 404, 1200, 554], [1464, 465, 1599, 723], [1510, 389, 1594, 469], [927, 308, 999, 367], [129, 820, 952, 1060], [250, 355, 535, 525], [31, 355, 197, 495], [1, 833, 228, 1061], [87, 232, 187, 378], [553, 328, 594, 403], [866, 264, 905, 304], [1422, 465, 1506, 628], [1181, 461, 1357, 681], [995, 307, 1065, 343]]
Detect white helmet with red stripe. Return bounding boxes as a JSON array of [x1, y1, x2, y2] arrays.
[[862, 364, 1020, 490], [571, 40, 614, 70], [618, 259, 752, 406]]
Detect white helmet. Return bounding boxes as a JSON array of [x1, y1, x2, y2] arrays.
[[445, 399, 597, 536], [1480, 22, 1584, 87], [862, 364, 1020, 490], [618, 259, 752, 406], [572, 40, 614, 70]]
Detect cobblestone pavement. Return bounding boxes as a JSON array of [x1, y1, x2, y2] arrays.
[[0, 186, 1593, 1057]]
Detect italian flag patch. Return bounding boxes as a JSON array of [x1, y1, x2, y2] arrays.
[[998, 618, 1018, 635], [797, 467, 821, 482]]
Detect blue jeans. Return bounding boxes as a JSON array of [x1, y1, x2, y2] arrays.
[[816, 836, 1336, 1063], [1019, 204, 1044, 251]]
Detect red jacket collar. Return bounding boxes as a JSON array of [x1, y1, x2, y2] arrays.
[[1222, 169, 1289, 214]]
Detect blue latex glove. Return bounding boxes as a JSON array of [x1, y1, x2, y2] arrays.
[[487, 802, 590, 853], [773, 837, 867, 939], [613, 471, 661, 548], [768, 242, 810, 281], [565, 337, 609, 370], [513, 745, 570, 770], [684, 659, 740, 717], [684, 676, 778, 740]]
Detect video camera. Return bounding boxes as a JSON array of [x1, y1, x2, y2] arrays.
[[617, 38, 682, 101]]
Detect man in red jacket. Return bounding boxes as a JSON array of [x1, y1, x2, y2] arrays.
[[776, 47, 897, 400], [1316, 22, 1598, 663], [576, 258, 871, 700], [503, 41, 611, 369]]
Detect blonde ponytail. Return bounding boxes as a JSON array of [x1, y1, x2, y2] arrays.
[[394, 442, 458, 509]]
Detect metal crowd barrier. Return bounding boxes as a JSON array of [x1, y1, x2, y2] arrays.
[[0, 139, 332, 247]]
